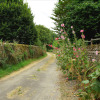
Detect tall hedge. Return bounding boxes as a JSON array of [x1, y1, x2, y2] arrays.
[[0, 1, 38, 44]]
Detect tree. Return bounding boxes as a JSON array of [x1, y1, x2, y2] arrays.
[[51, 0, 100, 41], [36, 25, 57, 45], [0, 1, 38, 44]]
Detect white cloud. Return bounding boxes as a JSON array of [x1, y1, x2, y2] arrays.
[[24, 0, 58, 30]]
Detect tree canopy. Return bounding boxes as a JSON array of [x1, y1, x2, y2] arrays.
[[0, 0, 38, 44], [35, 25, 57, 45], [51, 0, 100, 41]]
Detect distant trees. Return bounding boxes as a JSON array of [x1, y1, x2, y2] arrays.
[[0, 0, 38, 44], [36, 25, 57, 46], [51, 0, 100, 41]]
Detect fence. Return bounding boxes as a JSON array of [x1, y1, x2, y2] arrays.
[[85, 38, 100, 62]]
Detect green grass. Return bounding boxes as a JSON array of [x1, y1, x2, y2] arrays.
[[0, 54, 47, 78]]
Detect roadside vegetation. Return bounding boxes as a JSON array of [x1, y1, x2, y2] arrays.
[[0, 53, 47, 78], [51, 0, 100, 99], [0, 0, 55, 78]]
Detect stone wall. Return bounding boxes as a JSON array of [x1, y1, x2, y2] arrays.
[[0, 42, 45, 66]]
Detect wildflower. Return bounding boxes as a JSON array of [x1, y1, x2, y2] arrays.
[[73, 47, 76, 51], [58, 55, 60, 56], [55, 38, 59, 40], [66, 77, 68, 80], [78, 48, 81, 50], [96, 51, 98, 55], [71, 26, 73, 29], [50, 45, 52, 47], [61, 29, 63, 32], [61, 35, 65, 40], [81, 35, 85, 39], [48, 44, 50, 46], [76, 55, 79, 58], [73, 43, 75, 45], [61, 23, 65, 27], [92, 59, 96, 62], [63, 31, 66, 34], [80, 30, 84, 33], [55, 47, 58, 49]]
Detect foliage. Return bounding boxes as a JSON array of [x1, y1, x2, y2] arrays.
[[0, 1, 38, 44], [0, 53, 47, 78], [0, 41, 45, 69], [35, 25, 57, 51], [49, 24, 100, 99], [35, 25, 56, 45], [51, 0, 100, 41]]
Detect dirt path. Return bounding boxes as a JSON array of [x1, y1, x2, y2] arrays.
[[0, 53, 60, 100]]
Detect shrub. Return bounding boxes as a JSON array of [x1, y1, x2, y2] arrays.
[[51, 24, 100, 99]]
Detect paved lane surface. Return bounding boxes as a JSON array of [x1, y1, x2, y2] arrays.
[[0, 53, 60, 100]]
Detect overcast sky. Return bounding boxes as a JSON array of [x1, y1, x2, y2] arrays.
[[24, 0, 58, 30]]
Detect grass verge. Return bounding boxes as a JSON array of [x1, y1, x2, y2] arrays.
[[0, 54, 47, 78]]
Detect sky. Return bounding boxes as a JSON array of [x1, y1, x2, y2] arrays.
[[24, 0, 58, 30]]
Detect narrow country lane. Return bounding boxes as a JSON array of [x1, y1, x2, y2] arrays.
[[0, 53, 60, 100]]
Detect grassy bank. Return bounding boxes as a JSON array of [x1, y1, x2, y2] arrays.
[[0, 54, 47, 78]]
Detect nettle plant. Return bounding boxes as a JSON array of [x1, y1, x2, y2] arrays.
[[49, 24, 100, 100]]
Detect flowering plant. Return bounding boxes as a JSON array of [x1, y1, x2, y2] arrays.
[[49, 24, 100, 99]]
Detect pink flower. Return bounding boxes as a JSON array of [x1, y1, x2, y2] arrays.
[[78, 48, 81, 50], [92, 59, 96, 62], [55, 38, 59, 40], [76, 55, 79, 58], [48, 44, 50, 46], [66, 77, 68, 80], [58, 55, 60, 56], [73, 43, 75, 45], [81, 35, 85, 39], [61, 35, 65, 40], [71, 26, 73, 29], [55, 47, 58, 49], [96, 51, 98, 55], [61, 29, 63, 32], [80, 30, 84, 33], [73, 47, 76, 51], [63, 31, 66, 34], [61, 23, 65, 27], [50, 45, 52, 47]]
